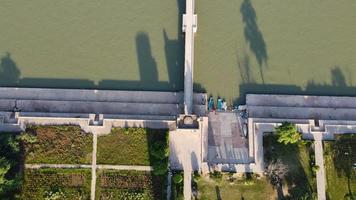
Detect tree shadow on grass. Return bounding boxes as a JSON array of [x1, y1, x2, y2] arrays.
[[332, 134, 356, 199], [145, 127, 170, 200], [263, 135, 316, 199]]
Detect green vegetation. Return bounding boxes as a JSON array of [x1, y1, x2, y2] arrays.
[[324, 134, 356, 200], [195, 0, 356, 103], [97, 128, 169, 167], [264, 135, 316, 199], [21, 126, 93, 164], [96, 170, 166, 200], [20, 168, 91, 200], [0, 133, 22, 199], [276, 122, 301, 144], [172, 171, 184, 200], [196, 173, 276, 200], [0, 0, 183, 91]]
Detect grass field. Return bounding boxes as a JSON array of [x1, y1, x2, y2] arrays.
[[264, 135, 316, 199], [95, 170, 166, 200], [196, 173, 276, 200], [0, 0, 184, 91], [324, 134, 356, 200], [22, 126, 93, 164], [20, 168, 91, 200], [97, 128, 168, 166], [195, 0, 356, 103]]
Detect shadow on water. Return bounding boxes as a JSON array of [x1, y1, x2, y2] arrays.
[[331, 66, 347, 87], [0, 53, 21, 85], [0, 0, 185, 92], [240, 0, 268, 83], [136, 32, 158, 83]]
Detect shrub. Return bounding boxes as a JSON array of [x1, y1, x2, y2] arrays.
[[276, 122, 301, 144], [243, 179, 255, 186], [17, 133, 37, 144], [173, 173, 183, 184], [209, 170, 222, 181], [44, 189, 66, 200], [312, 165, 320, 173]]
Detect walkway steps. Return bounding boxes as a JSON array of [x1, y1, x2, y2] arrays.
[[247, 94, 356, 108], [0, 87, 206, 105], [248, 105, 356, 120]]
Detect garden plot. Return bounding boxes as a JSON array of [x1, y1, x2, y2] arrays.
[[22, 126, 93, 164]]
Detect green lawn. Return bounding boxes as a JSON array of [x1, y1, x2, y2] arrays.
[[22, 126, 93, 164], [195, 0, 356, 103], [97, 128, 168, 166], [196, 173, 276, 200], [0, 0, 184, 91], [264, 135, 316, 199], [20, 168, 91, 200], [95, 170, 166, 200], [324, 134, 356, 200]]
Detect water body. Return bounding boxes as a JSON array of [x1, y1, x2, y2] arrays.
[[195, 0, 356, 104], [1, 0, 356, 104], [0, 0, 184, 91]]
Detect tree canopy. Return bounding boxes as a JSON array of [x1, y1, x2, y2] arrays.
[[276, 122, 301, 145]]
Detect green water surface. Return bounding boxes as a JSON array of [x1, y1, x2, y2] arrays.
[[0, 0, 184, 91]]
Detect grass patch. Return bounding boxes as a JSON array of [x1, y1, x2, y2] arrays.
[[20, 168, 91, 200], [196, 173, 276, 200], [97, 128, 168, 166], [264, 135, 316, 199], [324, 134, 356, 200], [96, 170, 166, 200], [22, 126, 93, 164]]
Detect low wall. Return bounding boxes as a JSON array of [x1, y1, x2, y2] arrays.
[[0, 112, 176, 134]]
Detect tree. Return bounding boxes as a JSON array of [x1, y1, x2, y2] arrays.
[[0, 157, 10, 186], [276, 122, 301, 144]]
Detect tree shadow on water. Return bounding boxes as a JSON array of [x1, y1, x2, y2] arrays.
[[331, 66, 347, 87], [0, 52, 21, 85], [240, 0, 268, 83], [136, 32, 158, 83], [0, 0, 186, 92]]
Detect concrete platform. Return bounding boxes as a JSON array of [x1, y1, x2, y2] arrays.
[[207, 112, 249, 164]]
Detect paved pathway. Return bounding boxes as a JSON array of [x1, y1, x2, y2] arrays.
[[313, 133, 326, 200], [183, 169, 192, 200], [183, 0, 197, 114], [91, 133, 97, 200]]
